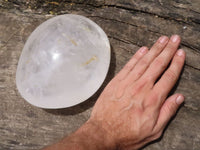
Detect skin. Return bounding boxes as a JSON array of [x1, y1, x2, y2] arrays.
[[43, 35, 186, 150]]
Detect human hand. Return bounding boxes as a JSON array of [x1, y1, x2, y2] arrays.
[[88, 35, 185, 149]]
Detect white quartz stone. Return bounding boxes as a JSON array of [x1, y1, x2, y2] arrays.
[[16, 14, 110, 109]]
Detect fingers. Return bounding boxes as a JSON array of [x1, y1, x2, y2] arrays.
[[142, 35, 181, 82], [125, 36, 169, 83], [153, 94, 184, 133], [153, 49, 185, 100], [115, 46, 148, 81]]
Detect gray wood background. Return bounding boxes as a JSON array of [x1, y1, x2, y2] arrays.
[[0, 0, 200, 149]]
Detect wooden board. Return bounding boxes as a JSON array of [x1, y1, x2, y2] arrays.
[[0, 0, 200, 149]]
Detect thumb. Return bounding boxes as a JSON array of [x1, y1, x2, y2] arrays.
[[153, 94, 184, 133]]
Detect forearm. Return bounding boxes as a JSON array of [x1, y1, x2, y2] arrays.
[[43, 121, 116, 150]]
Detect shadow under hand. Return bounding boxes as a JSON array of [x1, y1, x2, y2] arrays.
[[44, 45, 116, 116]]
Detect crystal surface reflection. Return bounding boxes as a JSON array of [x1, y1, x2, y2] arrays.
[[16, 14, 110, 109]]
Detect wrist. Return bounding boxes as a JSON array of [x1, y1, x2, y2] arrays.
[[75, 119, 116, 150]]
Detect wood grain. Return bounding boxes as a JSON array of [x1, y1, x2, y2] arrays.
[[0, 0, 200, 149]]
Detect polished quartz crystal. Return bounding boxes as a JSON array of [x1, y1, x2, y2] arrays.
[[16, 14, 110, 109]]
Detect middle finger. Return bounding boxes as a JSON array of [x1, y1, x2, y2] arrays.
[[125, 36, 169, 84], [141, 35, 181, 83]]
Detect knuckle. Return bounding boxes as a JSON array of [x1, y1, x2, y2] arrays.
[[115, 82, 128, 99], [145, 75, 154, 83], [143, 91, 161, 108], [154, 41, 167, 51], [139, 58, 149, 66], [174, 57, 184, 66], [166, 41, 177, 50], [135, 70, 143, 79], [131, 79, 148, 97], [155, 41, 165, 48], [154, 58, 167, 69], [145, 113, 154, 122], [134, 106, 145, 115], [134, 52, 142, 59], [166, 69, 177, 81], [149, 91, 160, 102], [165, 103, 176, 115], [124, 64, 133, 71]]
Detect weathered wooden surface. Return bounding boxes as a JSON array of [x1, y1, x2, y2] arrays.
[[0, 0, 200, 149]]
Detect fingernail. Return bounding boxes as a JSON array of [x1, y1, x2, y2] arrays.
[[176, 95, 184, 105], [171, 35, 180, 43], [158, 36, 168, 43], [140, 47, 147, 53], [176, 49, 184, 56]]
